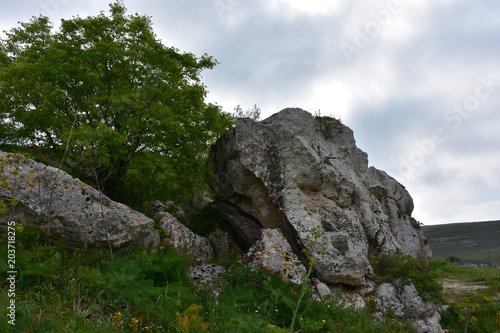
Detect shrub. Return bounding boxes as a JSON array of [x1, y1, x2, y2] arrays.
[[371, 253, 444, 303]]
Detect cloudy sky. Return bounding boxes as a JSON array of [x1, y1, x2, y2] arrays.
[[1, 0, 499, 225]]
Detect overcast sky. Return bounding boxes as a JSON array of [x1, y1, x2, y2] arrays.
[[1, 0, 499, 225]]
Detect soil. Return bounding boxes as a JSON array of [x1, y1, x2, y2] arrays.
[[441, 278, 489, 302]]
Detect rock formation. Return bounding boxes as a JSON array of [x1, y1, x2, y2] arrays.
[[375, 283, 444, 333], [210, 108, 440, 332], [0, 107, 444, 332], [0, 151, 212, 264], [0, 151, 159, 249], [157, 211, 213, 264], [210, 108, 431, 287]]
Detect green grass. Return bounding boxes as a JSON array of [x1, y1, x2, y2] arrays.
[[430, 259, 500, 333], [370, 253, 445, 303], [422, 220, 500, 266], [2, 224, 498, 332], [0, 225, 426, 333]]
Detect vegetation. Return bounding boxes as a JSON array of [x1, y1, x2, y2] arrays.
[[232, 104, 261, 121], [370, 253, 445, 303], [0, 225, 426, 333], [431, 259, 500, 333], [0, 1, 233, 210], [1, 2, 498, 332], [422, 221, 500, 266]]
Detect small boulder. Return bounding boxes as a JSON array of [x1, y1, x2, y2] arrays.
[[157, 211, 213, 264], [374, 282, 444, 333], [188, 263, 225, 297], [246, 228, 307, 284]]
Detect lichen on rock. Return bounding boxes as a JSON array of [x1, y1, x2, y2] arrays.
[[210, 108, 431, 288]]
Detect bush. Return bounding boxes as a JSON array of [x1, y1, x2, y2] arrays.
[[371, 253, 444, 303]]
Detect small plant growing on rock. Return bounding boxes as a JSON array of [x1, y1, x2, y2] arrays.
[[0, 154, 22, 223], [233, 104, 261, 121]]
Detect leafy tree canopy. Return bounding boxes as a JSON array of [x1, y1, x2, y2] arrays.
[[0, 1, 233, 209]]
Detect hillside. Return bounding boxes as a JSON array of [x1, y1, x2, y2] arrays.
[[422, 220, 500, 266]]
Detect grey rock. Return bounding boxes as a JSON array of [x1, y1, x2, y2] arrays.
[[341, 292, 367, 311], [0, 151, 159, 249], [311, 278, 332, 300], [211, 201, 262, 247], [210, 108, 431, 287], [0, 151, 213, 266], [157, 211, 213, 264], [188, 263, 225, 297], [375, 282, 444, 333], [375, 283, 405, 317], [246, 228, 307, 284]]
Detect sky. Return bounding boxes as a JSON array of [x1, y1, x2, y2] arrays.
[[1, 0, 499, 225]]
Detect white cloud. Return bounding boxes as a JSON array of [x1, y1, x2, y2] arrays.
[[265, 0, 344, 17], [2, 0, 500, 225]]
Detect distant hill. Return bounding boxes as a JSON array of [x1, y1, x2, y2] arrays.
[[422, 220, 500, 265]]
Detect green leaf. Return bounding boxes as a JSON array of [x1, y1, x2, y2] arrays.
[[0, 1, 233, 209]]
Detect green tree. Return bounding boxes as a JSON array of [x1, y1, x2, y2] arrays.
[[0, 2, 233, 209]]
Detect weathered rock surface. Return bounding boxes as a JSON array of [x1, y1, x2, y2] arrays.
[[0, 151, 159, 249], [157, 211, 213, 264], [188, 263, 226, 297], [211, 201, 262, 248], [210, 108, 431, 287], [375, 282, 444, 333], [0, 151, 214, 265], [246, 228, 307, 284]]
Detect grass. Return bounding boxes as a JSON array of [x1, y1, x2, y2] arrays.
[[430, 259, 500, 333], [370, 253, 445, 303], [0, 224, 426, 333], [422, 221, 500, 266], [1, 224, 498, 332]]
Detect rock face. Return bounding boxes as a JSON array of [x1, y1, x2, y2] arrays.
[[0, 151, 214, 264], [210, 108, 431, 287], [0, 151, 159, 249], [211, 201, 262, 248]]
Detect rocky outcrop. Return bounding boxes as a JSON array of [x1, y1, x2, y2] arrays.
[[0, 151, 213, 265], [0, 151, 159, 249], [209, 108, 440, 332], [210, 108, 431, 288]]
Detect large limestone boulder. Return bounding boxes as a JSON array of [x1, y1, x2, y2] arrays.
[[210, 108, 431, 287], [0, 151, 159, 249], [0, 151, 214, 264]]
